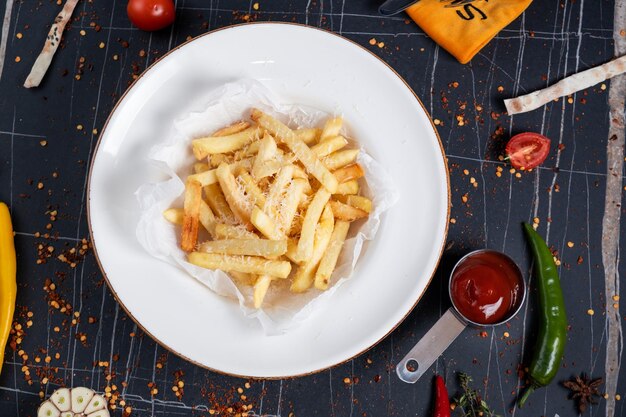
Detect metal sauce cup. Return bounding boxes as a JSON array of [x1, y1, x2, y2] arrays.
[[396, 249, 526, 383]]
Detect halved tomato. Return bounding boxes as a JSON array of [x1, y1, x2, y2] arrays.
[[505, 132, 551, 170]]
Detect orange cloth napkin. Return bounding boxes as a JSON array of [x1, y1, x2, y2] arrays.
[[406, 0, 532, 64]]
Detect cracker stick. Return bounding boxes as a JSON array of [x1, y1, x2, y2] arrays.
[[504, 55, 626, 115], [24, 0, 80, 88]]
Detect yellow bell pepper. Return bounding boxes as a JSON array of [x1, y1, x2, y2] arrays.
[[0, 202, 16, 375]]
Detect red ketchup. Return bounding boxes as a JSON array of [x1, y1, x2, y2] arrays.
[[450, 251, 522, 325]]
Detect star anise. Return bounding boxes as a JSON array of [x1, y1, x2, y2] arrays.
[[562, 373, 603, 414]]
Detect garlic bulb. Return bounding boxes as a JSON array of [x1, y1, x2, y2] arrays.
[[38, 387, 110, 417]]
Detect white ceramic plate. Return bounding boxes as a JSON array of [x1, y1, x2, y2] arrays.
[[88, 23, 449, 378]]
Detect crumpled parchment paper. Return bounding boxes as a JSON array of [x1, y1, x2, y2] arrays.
[[135, 80, 399, 335]]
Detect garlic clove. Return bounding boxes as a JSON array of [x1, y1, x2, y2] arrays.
[[37, 400, 61, 417], [50, 388, 71, 412], [71, 387, 95, 413], [61, 412, 73, 417], [83, 394, 106, 414], [86, 409, 111, 417]]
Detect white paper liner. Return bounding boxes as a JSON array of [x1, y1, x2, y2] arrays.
[[135, 80, 399, 335]]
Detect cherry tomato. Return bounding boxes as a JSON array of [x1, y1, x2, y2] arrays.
[[505, 132, 551, 170], [127, 0, 175, 32]]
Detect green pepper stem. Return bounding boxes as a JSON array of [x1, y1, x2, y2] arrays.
[[518, 385, 535, 407]]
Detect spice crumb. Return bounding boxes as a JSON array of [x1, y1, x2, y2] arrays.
[[253, 2, 260, 10], [503, 332, 510, 338], [377, 41, 385, 48], [567, 241, 574, 248], [601, 83, 607, 90], [587, 309, 594, 316], [369, 38, 377, 45], [450, 218, 456, 224], [99, 41, 106, 49], [343, 377, 351, 384], [14, 56, 20, 62], [613, 295, 620, 301], [616, 394, 621, 401], [16, 32, 22, 39]]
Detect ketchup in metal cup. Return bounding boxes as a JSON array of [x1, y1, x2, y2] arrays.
[[450, 250, 522, 325]]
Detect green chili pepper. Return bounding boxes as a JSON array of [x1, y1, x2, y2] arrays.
[[518, 223, 567, 407]]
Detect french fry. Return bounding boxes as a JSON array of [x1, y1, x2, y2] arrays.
[[334, 195, 373, 213], [291, 165, 307, 179], [252, 133, 278, 179], [251, 109, 338, 193], [265, 165, 294, 216], [319, 117, 343, 142], [289, 211, 305, 237], [291, 205, 334, 292], [237, 170, 266, 208], [194, 162, 209, 173], [163, 208, 184, 225], [205, 183, 234, 221], [215, 223, 259, 240], [212, 121, 250, 137], [209, 153, 232, 168], [310, 135, 348, 157], [334, 180, 359, 195], [333, 163, 364, 183], [199, 238, 287, 257], [241, 140, 261, 157], [216, 163, 254, 228], [188, 252, 292, 278], [253, 275, 273, 308], [181, 180, 202, 251], [250, 207, 283, 240], [294, 188, 331, 262], [314, 220, 350, 290], [323, 149, 359, 170], [188, 158, 253, 186], [285, 238, 299, 263], [329, 200, 368, 221], [276, 179, 306, 234], [199, 200, 217, 238], [192, 126, 260, 159], [294, 128, 321, 144]]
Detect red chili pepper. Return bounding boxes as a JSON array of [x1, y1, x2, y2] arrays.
[[434, 375, 451, 417]]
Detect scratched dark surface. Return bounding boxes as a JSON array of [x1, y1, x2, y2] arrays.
[[0, 1, 624, 416]]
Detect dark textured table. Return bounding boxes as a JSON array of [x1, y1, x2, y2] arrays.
[[0, 1, 624, 416]]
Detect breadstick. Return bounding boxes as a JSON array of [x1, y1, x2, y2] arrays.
[[504, 55, 626, 115], [24, 0, 80, 88]]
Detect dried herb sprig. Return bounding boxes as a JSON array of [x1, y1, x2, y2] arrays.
[[562, 373, 603, 414], [454, 373, 500, 417]]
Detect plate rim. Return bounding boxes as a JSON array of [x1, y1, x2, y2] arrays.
[[86, 21, 451, 379]]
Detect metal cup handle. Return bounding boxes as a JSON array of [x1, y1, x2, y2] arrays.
[[396, 308, 467, 383]]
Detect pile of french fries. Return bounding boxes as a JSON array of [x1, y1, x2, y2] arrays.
[[163, 108, 373, 308]]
